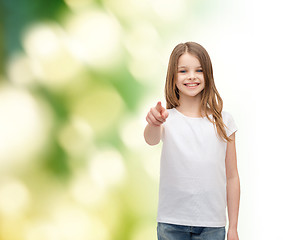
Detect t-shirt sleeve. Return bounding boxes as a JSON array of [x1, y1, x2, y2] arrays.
[[225, 112, 238, 137]]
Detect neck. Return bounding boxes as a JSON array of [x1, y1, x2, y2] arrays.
[[176, 94, 204, 116]]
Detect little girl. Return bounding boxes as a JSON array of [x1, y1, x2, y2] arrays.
[[144, 42, 240, 240]]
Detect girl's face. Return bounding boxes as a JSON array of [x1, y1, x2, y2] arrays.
[[175, 52, 205, 98]]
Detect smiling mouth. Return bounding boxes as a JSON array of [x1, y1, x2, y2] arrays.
[[184, 83, 200, 87]]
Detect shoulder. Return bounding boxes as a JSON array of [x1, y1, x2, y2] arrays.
[[221, 110, 234, 121], [221, 110, 229, 117], [221, 110, 238, 135], [166, 108, 175, 112], [221, 110, 237, 128], [164, 108, 175, 118], [161, 108, 175, 135]]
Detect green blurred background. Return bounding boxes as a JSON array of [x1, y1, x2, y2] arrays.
[[0, 0, 253, 239]]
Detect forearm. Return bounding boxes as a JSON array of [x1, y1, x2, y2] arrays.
[[144, 123, 162, 145], [226, 175, 240, 230]]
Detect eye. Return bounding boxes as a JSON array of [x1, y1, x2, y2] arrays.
[[179, 70, 186, 73], [196, 69, 203, 72]]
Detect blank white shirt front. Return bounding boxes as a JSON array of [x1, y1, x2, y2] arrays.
[[157, 107, 238, 227]]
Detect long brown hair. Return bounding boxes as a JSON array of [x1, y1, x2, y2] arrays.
[[164, 41, 233, 142]]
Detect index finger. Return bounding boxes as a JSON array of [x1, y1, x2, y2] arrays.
[[155, 101, 163, 112]]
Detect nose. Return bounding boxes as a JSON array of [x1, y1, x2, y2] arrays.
[[187, 72, 196, 80]]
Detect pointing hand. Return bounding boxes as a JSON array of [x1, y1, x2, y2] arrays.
[[146, 101, 169, 126]]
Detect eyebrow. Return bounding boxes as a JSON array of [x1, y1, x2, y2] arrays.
[[178, 65, 202, 68]]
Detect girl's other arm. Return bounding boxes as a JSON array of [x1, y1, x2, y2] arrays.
[[144, 101, 168, 146], [225, 132, 240, 240]]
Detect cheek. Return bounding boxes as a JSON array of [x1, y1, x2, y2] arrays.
[[198, 73, 204, 78], [176, 76, 185, 84]]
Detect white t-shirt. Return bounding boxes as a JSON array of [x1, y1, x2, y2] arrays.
[[157, 107, 238, 227]]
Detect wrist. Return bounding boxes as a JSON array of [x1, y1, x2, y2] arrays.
[[228, 225, 238, 231], [148, 123, 161, 128]]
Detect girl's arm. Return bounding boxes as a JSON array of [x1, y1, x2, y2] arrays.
[[144, 124, 163, 145], [144, 102, 168, 145], [225, 132, 240, 239]]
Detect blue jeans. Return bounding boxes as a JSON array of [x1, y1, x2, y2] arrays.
[[157, 222, 226, 240]]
